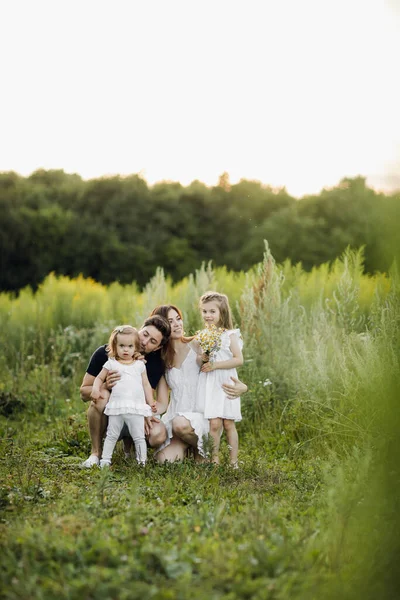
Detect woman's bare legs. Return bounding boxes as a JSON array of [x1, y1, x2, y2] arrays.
[[209, 418, 223, 464], [172, 416, 198, 447], [172, 415, 207, 463], [223, 419, 239, 467], [154, 436, 188, 464]]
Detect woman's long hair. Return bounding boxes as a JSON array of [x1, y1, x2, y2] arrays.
[[150, 305, 193, 369]]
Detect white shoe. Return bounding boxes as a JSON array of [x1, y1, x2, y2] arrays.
[[100, 459, 111, 469], [81, 454, 100, 468]]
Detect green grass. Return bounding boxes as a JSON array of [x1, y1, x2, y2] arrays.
[[1, 414, 328, 600], [1, 247, 399, 599]]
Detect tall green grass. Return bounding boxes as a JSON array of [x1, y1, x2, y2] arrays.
[[0, 248, 397, 447]]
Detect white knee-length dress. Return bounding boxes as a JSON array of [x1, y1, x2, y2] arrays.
[[196, 329, 243, 422], [157, 343, 209, 457]]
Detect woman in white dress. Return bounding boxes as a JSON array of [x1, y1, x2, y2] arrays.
[[152, 305, 209, 463]]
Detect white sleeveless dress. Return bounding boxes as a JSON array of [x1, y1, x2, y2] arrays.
[[103, 358, 152, 417], [157, 344, 209, 457], [195, 329, 243, 421]]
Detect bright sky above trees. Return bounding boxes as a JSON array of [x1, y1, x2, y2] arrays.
[[1, 0, 399, 197]]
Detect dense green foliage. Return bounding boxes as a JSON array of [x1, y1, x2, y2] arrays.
[[1, 250, 399, 599], [1, 169, 399, 291]]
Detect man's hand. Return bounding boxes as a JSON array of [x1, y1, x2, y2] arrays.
[[105, 369, 121, 390], [222, 376, 248, 399]]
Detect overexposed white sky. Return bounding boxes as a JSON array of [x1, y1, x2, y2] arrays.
[[1, 0, 399, 197]]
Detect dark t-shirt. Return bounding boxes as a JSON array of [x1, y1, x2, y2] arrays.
[[86, 345, 165, 389]]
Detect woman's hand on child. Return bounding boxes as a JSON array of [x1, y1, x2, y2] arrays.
[[201, 353, 209, 363]]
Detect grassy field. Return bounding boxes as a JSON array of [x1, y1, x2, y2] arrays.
[[1, 247, 399, 599]]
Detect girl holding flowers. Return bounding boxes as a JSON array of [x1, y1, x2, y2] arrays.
[[195, 291, 244, 467]]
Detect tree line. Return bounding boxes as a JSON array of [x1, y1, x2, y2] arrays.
[[1, 169, 399, 292]]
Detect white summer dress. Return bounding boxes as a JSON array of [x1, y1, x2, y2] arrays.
[[196, 329, 243, 422], [158, 344, 210, 457], [103, 358, 152, 417]]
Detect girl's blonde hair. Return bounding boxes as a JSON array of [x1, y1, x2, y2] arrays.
[[106, 325, 141, 361], [199, 291, 233, 329]]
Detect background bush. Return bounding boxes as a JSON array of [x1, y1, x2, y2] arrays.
[[1, 170, 399, 292]]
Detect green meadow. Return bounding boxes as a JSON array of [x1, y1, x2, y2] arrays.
[[1, 246, 399, 600]]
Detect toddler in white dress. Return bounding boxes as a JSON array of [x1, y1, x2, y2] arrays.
[[91, 325, 156, 468], [195, 291, 244, 467]]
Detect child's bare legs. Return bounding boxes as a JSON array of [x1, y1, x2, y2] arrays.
[[223, 419, 239, 467], [209, 418, 223, 463]]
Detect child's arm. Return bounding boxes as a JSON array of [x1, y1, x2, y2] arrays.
[[201, 334, 243, 373], [192, 339, 209, 367], [90, 368, 109, 400], [142, 370, 157, 413]]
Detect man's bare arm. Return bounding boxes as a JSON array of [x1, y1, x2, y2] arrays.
[[80, 373, 96, 402]]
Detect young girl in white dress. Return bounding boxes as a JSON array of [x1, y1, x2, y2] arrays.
[[195, 291, 244, 467], [90, 325, 156, 468]]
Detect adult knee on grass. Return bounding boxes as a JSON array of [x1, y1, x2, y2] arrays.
[[148, 422, 168, 447]]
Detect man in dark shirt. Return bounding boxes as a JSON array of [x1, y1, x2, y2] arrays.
[[80, 315, 171, 467]]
